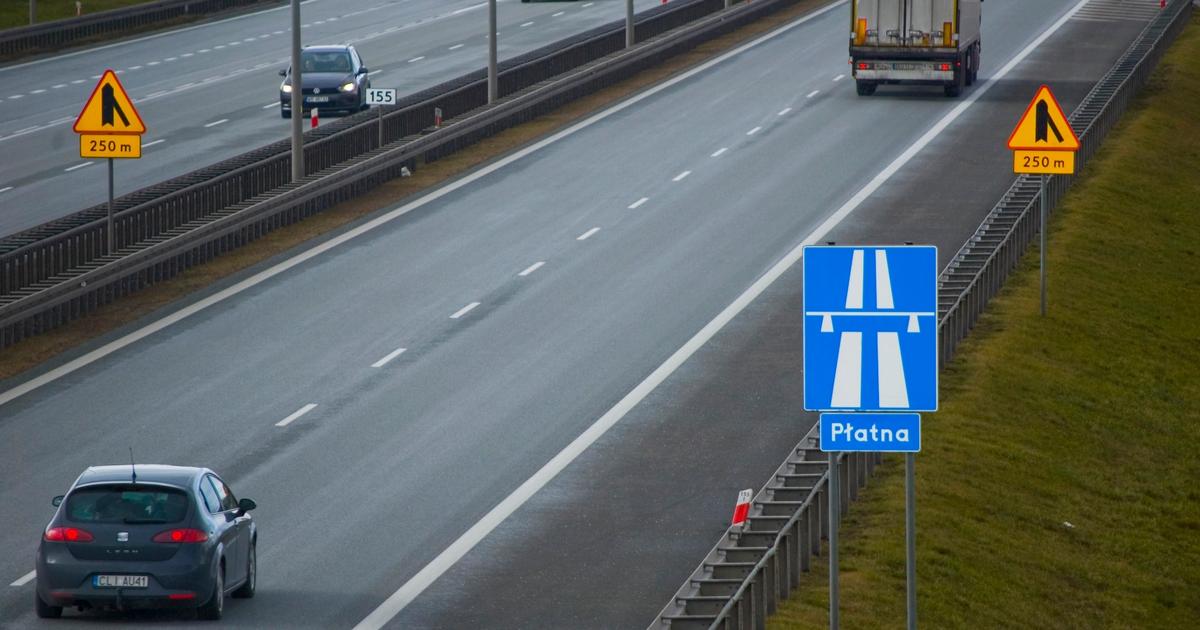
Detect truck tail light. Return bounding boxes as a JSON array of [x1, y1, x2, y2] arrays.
[[939, 63, 952, 71], [858, 62, 871, 70], [44, 527, 94, 542]]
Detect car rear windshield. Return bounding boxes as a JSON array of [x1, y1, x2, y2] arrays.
[[300, 51, 353, 74], [66, 485, 189, 524]]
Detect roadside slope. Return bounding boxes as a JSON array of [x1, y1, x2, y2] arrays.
[[773, 14, 1200, 629]]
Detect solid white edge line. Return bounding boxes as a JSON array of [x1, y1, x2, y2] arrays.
[[10, 570, 35, 587], [349, 0, 1092, 626], [576, 227, 601, 241], [450, 302, 481, 319], [0, 1, 850, 407], [275, 403, 317, 427], [518, 261, 546, 276], [371, 347, 408, 368]]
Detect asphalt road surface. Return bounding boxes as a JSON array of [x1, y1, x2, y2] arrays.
[[0, 0, 666, 237], [0, 0, 1164, 627]]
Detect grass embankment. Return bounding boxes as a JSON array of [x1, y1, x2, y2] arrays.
[[0, 0, 830, 380], [1, 1, 151, 30], [772, 15, 1200, 630]]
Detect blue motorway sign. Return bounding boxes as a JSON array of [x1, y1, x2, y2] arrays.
[[820, 413, 921, 453], [803, 246, 938, 412]]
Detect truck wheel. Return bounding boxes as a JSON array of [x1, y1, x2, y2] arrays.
[[856, 81, 876, 96], [944, 84, 962, 97]]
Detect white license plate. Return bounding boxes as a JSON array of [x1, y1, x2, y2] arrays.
[[306, 96, 330, 103], [892, 63, 924, 71], [93, 575, 148, 588]]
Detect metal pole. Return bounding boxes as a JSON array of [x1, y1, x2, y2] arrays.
[[626, 0, 635, 48], [828, 452, 840, 630], [488, 0, 498, 103], [29, 0, 36, 25], [378, 106, 383, 148], [106, 158, 114, 254], [1040, 174, 1047, 316], [290, 0, 304, 182], [906, 453, 917, 630]]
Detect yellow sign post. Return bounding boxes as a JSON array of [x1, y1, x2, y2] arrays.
[[1008, 85, 1079, 316], [72, 69, 147, 252]]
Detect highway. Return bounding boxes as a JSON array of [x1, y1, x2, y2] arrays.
[[0, 0, 1164, 627], [0, 0, 666, 238]]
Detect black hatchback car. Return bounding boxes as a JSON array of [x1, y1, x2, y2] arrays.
[[279, 44, 371, 118], [35, 465, 257, 620]]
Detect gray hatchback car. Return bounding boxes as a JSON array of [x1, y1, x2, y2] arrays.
[[35, 465, 256, 620]]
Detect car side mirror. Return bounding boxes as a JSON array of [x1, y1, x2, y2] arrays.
[[278, 69, 288, 77], [236, 498, 257, 516], [358, 66, 369, 74], [52, 495, 64, 507]]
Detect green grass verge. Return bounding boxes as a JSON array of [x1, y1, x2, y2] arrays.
[[771, 14, 1200, 630], [0, 1, 153, 30]]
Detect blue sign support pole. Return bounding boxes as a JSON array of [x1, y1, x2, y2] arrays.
[[906, 452, 917, 630], [828, 451, 839, 630]]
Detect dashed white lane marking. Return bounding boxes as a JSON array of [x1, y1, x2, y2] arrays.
[[275, 403, 317, 427], [198, 48, 211, 53], [204, 119, 229, 128], [181, 53, 194, 57], [146, 90, 168, 99], [147, 61, 160, 66], [583, 1, 594, 6], [521, 21, 534, 27], [450, 302, 481, 319], [552, 11, 565, 17], [51, 84, 66, 89], [129, 65, 143, 70], [672, 170, 692, 182], [10, 570, 35, 587], [711, 148, 728, 157], [807, 90, 820, 98], [64, 162, 92, 172], [518, 261, 545, 277], [30, 89, 45, 94], [263, 102, 278, 109], [0, 187, 13, 194], [214, 45, 226, 49], [143, 139, 165, 148], [747, 126, 762, 135], [577, 227, 601, 241], [71, 79, 85, 84], [628, 197, 649, 209], [834, 73, 845, 81], [449, 44, 464, 50], [778, 107, 792, 116], [371, 347, 407, 368], [8, 95, 23, 99], [408, 56, 425, 63]]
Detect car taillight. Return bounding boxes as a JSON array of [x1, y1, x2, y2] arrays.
[[152, 528, 209, 543], [44, 527, 94, 542]]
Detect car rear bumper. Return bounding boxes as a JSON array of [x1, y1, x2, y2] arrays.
[[36, 545, 216, 609], [280, 92, 361, 111]]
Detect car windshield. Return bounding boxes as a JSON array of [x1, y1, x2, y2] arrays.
[[300, 51, 353, 74], [66, 485, 189, 524]]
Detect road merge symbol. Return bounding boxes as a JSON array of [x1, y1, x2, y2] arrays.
[[1008, 85, 1078, 175], [74, 69, 145, 159]]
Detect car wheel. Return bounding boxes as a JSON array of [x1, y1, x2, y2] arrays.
[[34, 590, 62, 619], [232, 543, 256, 599], [197, 565, 224, 620]]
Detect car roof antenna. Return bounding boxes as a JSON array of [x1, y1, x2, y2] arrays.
[[129, 447, 137, 485]]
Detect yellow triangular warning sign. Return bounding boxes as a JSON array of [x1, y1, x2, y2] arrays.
[[73, 69, 146, 135], [1008, 85, 1078, 151]]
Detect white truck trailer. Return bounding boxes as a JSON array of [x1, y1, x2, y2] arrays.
[[850, 0, 983, 97]]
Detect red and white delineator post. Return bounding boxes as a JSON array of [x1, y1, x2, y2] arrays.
[[731, 488, 753, 527], [311, 108, 319, 128]]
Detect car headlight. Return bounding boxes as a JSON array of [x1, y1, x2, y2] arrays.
[[340, 82, 357, 93], [281, 84, 293, 93]]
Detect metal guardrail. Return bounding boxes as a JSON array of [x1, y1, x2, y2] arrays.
[[0, 0, 809, 347], [0, 0, 279, 58], [653, 0, 1195, 627]]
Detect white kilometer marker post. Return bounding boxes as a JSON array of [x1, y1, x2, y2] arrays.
[[371, 347, 407, 368], [10, 570, 35, 587], [275, 403, 317, 428]]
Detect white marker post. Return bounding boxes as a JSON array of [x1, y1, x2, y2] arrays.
[[365, 88, 397, 147]]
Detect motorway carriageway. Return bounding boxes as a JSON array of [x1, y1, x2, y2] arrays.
[[0, 0, 667, 238], [0, 0, 1164, 627]]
